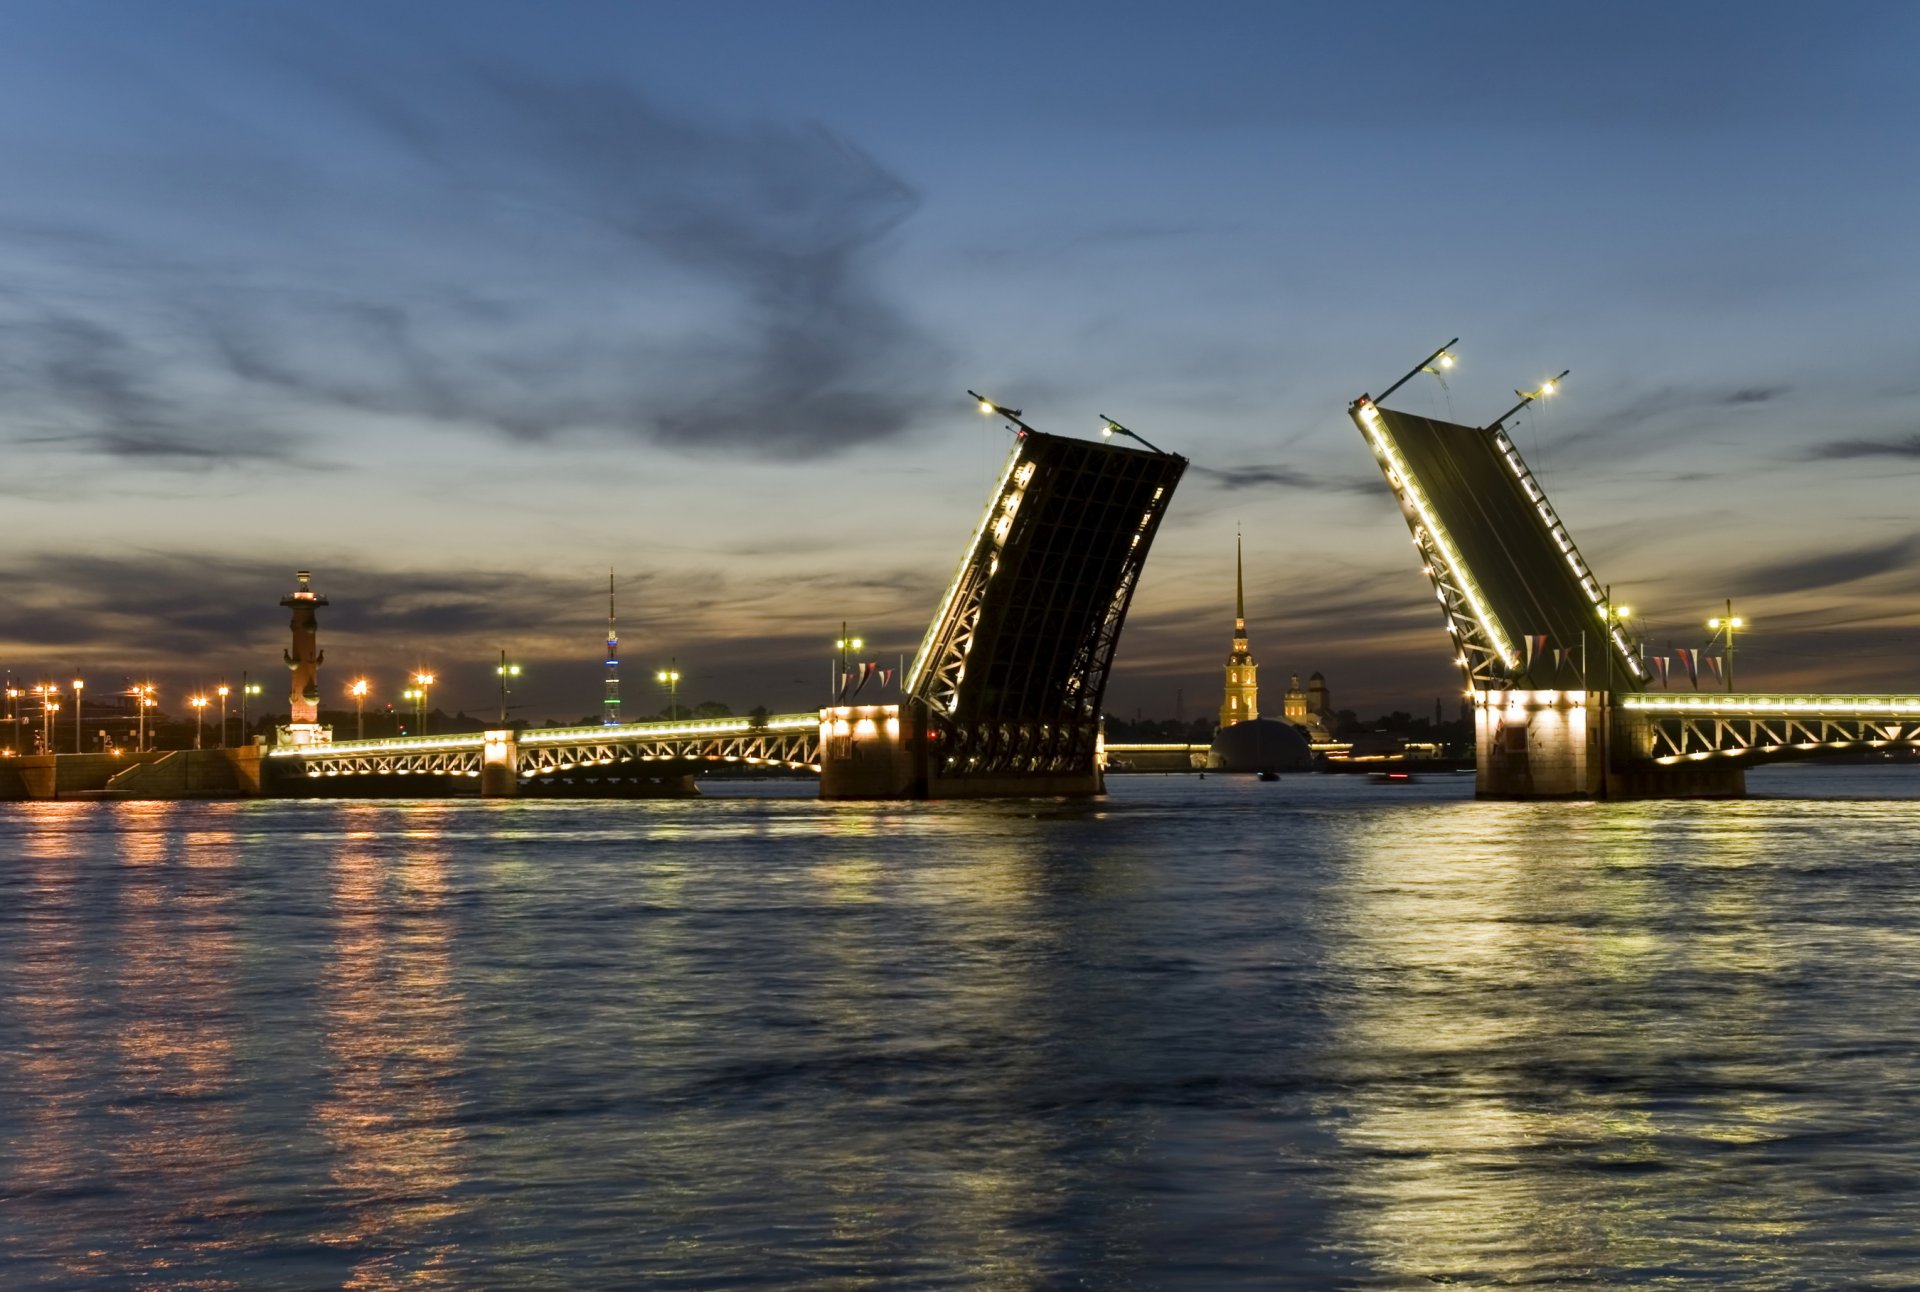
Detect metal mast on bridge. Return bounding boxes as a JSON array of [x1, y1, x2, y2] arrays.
[[603, 571, 621, 726]]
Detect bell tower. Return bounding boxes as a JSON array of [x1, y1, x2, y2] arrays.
[[1218, 534, 1258, 728]]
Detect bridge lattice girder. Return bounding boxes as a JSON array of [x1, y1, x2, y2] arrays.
[[904, 427, 1185, 781], [1625, 696, 1920, 767], [1350, 398, 1647, 693], [270, 716, 821, 782]]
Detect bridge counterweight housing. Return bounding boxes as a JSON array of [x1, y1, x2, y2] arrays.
[[823, 427, 1185, 799]]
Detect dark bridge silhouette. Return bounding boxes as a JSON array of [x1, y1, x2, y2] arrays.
[[1352, 341, 1920, 799]]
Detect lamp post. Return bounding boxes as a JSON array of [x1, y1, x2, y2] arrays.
[[401, 688, 420, 734], [833, 625, 863, 703], [496, 651, 521, 725], [216, 683, 231, 749], [190, 695, 208, 750], [655, 660, 681, 721], [134, 684, 155, 752], [1708, 601, 1745, 692], [4, 686, 17, 755], [71, 679, 85, 753], [349, 679, 369, 741], [241, 676, 262, 744], [41, 690, 59, 755], [412, 672, 435, 736]]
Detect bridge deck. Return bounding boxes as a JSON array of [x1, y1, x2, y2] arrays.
[[1370, 406, 1634, 691]]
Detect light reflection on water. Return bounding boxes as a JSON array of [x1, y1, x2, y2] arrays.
[[2, 767, 1919, 1286]]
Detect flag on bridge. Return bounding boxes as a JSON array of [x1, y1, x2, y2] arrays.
[[879, 668, 895, 690], [1554, 647, 1571, 674], [1706, 656, 1724, 685], [1676, 648, 1699, 688], [1650, 656, 1671, 688]]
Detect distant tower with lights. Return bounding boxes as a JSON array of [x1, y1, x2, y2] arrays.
[[279, 569, 330, 746], [603, 571, 621, 725], [1218, 535, 1259, 728]]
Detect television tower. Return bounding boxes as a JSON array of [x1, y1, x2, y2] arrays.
[[603, 571, 621, 725]]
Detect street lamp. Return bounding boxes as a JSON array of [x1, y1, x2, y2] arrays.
[[216, 683, 231, 749], [4, 686, 18, 755], [190, 695, 208, 750], [349, 678, 369, 740], [71, 679, 85, 753], [1096, 415, 1167, 454], [1708, 601, 1745, 692], [655, 660, 681, 721], [412, 671, 435, 736], [40, 689, 59, 755], [496, 651, 522, 725], [133, 684, 156, 752], [241, 676, 262, 744], [833, 625, 863, 703]]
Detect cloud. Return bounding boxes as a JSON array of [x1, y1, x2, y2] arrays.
[[1800, 434, 1920, 462], [0, 311, 306, 466], [254, 62, 947, 455], [1188, 463, 1381, 494], [0, 47, 947, 462], [1737, 536, 1919, 596]]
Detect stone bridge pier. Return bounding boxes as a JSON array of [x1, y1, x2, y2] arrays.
[[1475, 690, 1745, 800]]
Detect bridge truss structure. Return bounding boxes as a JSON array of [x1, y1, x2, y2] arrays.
[[267, 714, 821, 784], [901, 425, 1186, 790], [1623, 694, 1920, 767], [1352, 342, 1920, 795]]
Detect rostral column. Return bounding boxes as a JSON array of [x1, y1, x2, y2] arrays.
[[279, 570, 330, 744]]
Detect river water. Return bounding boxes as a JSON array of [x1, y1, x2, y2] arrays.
[[3, 766, 1919, 1288]]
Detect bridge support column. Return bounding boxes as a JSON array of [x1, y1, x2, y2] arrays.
[[1476, 689, 1602, 799], [1476, 690, 1746, 799], [819, 704, 927, 799], [482, 730, 518, 798]]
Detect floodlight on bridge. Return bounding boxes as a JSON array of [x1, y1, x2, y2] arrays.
[[1097, 416, 1167, 454], [968, 390, 1036, 436]]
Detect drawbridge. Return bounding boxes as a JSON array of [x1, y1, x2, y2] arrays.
[[257, 406, 1184, 801], [1352, 341, 1920, 798]]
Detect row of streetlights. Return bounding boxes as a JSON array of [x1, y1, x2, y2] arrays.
[[1, 677, 267, 753], [1602, 600, 1749, 691]]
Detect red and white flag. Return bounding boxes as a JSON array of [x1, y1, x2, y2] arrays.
[[1554, 647, 1570, 673], [1706, 656, 1724, 685], [1650, 656, 1670, 687], [1676, 648, 1698, 688]]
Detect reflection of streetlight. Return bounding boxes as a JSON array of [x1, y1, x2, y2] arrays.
[[71, 678, 85, 753], [190, 695, 208, 750], [349, 678, 369, 740], [412, 671, 435, 736], [1708, 601, 1745, 692], [216, 683, 231, 749], [655, 661, 681, 721], [496, 651, 522, 725]]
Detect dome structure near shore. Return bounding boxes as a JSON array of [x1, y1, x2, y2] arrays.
[[1207, 718, 1315, 773]]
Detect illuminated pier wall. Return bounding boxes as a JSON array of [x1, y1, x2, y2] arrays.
[[1475, 690, 1744, 800]]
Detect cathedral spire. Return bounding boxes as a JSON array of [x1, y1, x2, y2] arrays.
[[1235, 529, 1245, 629], [1220, 534, 1257, 728]]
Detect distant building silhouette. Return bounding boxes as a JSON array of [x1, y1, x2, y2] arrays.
[[1219, 533, 1259, 727]]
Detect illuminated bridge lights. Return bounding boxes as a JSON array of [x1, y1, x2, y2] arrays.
[[1353, 397, 1517, 674]]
